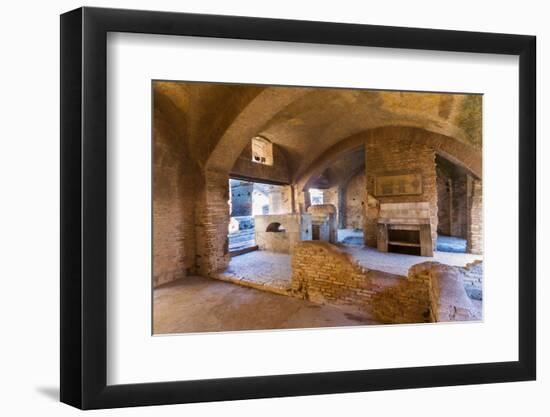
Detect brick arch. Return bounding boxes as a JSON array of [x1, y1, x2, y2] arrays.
[[296, 126, 481, 193], [204, 87, 311, 174]]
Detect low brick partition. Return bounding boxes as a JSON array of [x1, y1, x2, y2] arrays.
[[291, 241, 433, 323], [409, 262, 480, 322], [291, 241, 480, 324]]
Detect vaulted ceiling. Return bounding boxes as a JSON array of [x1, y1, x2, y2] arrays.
[[153, 81, 482, 184]]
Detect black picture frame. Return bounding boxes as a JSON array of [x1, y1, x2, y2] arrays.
[[60, 6, 536, 410]]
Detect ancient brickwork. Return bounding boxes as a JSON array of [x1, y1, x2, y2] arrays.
[[153, 113, 197, 287], [436, 161, 469, 239], [195, 169, 231, 276], [230, 142, 291, 184], [436, 168, 451, 235], [467, 178, 483, 254], [365, 134, 438, 249], [291, 241, 433, 323], [345, 172, 366, 229], [451, 175, 468, 238], [409, 262, 480, 321], [291, 241, 480, 323], [321, 186, 339, 225], [307, 204, 338, 243]]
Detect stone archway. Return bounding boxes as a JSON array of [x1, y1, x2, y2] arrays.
[[197, 88, 312, 276], [294, 126, 482, 252], [296, 126, 481, 191], [205, 87, 312, 173]]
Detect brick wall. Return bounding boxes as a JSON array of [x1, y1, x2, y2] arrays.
[[230, 142, 291, 184], [409, 262, 480, 321], [321, 186, 339, 225], [365, 135, 438, 249], [436, 168, 451, 235], [307, 204, 338, 243], [345, 172, 366, 229], [291, 241, 480, 323], [195, 169, 231, 276], [452, 175, 468, 238], [291, 241, 433, 323], [467, 178, 483, 254], [153, 113, 197, 287], [436, 164, 468, 239]]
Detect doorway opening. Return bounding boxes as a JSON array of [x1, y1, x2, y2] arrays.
[[228, 178, 289, 255]]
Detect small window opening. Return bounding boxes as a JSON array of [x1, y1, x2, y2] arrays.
[[309, 188, 324, 205], [251, 136, 273, 166]]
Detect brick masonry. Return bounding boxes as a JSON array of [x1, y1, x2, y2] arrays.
[[436, 161, 469, 239], [153, 113, 197, 287], [230, 141, 291, 184], [321, 186, 339, 223], [291, 241, 433, 323], [365, 134, 438, 249], [409, 261, 481, 321], [194, 169, 231, 276], [436, 168, 452, 235], [467, 178, 483, 254], [451, 175, 468, 238], [307, 204, 338, 243], [291, 241, 480, 323], [344, 172, 366, 229]]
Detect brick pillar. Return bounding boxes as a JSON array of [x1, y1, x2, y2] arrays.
[[365, 134, 438, 250], [467, 177, 483, 254], [195, 169, 231, 276], [322, 186, 339, 227], [337, 184, 346, 228]]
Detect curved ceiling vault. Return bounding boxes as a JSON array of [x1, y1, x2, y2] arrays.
[[153, 82, 482, 182]]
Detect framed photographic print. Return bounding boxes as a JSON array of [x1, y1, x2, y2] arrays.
[[60, 6, 536, 409]]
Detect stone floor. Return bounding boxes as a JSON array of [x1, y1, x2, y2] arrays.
[[215, 250, 293, 294], [228, 229, 255, 252], [437, 235, 467, 253], [344, 245, 483, 277], [153, 275, 375, 334]]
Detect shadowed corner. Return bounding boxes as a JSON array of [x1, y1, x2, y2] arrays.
[[36, 386, 59, 401]]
